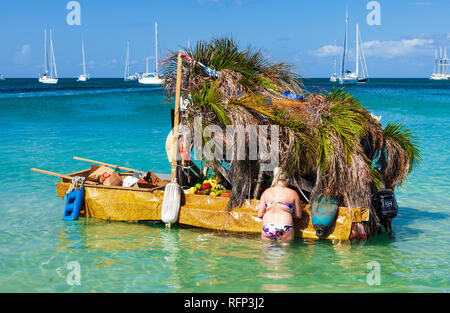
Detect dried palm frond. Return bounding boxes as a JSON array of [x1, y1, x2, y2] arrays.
[[160, 37, 421, 239]]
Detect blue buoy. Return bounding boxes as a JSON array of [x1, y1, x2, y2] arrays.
[[311, 196, 338, 237], [63, 187, 84, 221]]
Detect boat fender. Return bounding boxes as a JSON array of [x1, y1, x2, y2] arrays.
[[161, 180, 181, 225], [311, 196, 338, 237]]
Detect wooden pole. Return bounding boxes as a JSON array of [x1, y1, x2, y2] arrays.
[[72, 156, 136, 172], [30, 168, 96, 185], [162, 52, 183, 229], [31, 168, 78, 181], [171, 53, 183, 180]]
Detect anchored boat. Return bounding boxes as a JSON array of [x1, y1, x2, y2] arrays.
[[31, 158, 370, 241], [76, 38, 90, 82], [32, 37, 420, 241], [138, 21, 163, 86], [39, 29, 58, 84]]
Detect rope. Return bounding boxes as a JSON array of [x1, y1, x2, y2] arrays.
[[71, 176, 85, 191]]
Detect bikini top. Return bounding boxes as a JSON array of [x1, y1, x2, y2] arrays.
[[265, 201, 294, 214]]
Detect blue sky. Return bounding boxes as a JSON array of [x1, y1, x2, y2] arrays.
[[1, 0, 449, 78]]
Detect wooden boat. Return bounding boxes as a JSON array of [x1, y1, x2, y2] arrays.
[[35, 160, 370, 241]]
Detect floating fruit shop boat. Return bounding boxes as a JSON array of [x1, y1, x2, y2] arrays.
[[32, 37, 421, 240], [32, 157, 369, 241]]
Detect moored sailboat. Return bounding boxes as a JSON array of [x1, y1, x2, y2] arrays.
[[355, 23, 369, 83], [77, 38, 90, 82], [124, 42, 138, 81], [338, 10, 357, 85], [138, 21, 163, 85], [39, 29, 58, 84], [330, 41, 339, 82], [430, 48, 450, 80]]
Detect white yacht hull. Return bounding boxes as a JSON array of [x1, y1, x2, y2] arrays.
[[124, 75, 138, 81], [39, 77, 58, 84], [138, 76, 163, 85], [430, 74, 450, 80], [77, 75, 90, 82], [339, 76, 357, 85]]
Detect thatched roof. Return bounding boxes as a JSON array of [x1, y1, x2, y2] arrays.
[[161, 37, 421, 237]]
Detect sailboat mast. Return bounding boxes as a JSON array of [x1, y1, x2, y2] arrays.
[[341, 9, 348, 76], [332, 39, 337, 75], [82, 38, 86, 75], [124, 42, 130, 79], [51, 30, 57, 78], [49, 29, 54, 78], [44, 29, 48, 74], [445, 48, 448, 75], [359, 29, 369, 78], [356, 23, 359, 77], [155, 22, 158, 74], [434, 49, 438, 75]]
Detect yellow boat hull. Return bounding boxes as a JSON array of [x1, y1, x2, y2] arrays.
[[56, 181, 369, 240]]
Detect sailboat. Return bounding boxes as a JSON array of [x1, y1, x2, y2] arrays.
[[39, 29, 58, 84], [330, 41, 339, 82], [355, 23, 369, 83], [77, 38, 90, 82], [0, 74, 5, 81], [430, 48, 450, 80], [124, 42, 138, 81], [338, 10, 357, 85], [138, 21, 163, 85]]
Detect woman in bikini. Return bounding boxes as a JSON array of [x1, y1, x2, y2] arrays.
[[257, 168, 303, 241]]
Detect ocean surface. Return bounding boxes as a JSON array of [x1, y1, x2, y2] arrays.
[[0, 78, 448, 293]]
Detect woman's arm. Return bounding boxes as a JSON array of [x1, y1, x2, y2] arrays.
[[257, 192, 266, 218], [293, 191, 303, 219]]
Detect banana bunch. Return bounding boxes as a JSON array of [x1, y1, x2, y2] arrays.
[[204, 178, 219, 191]]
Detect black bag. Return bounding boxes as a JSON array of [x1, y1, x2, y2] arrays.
[[375, 189, 398, 219]]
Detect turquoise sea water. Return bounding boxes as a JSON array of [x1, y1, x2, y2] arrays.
[[0, 78, 448, 293]]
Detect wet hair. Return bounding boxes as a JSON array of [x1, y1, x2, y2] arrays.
[[271, 167, 289, 187]]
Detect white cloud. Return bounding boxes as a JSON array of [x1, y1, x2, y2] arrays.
[[14, 44, 31, 64], [362, 38, 434, 58], [309, 45, 343, 57], [311, 38, 434, 59]]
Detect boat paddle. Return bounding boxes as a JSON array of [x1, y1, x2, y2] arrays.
[[161, 53, 183, 228]]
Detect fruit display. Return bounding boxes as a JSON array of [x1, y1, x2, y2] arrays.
[[187, 177, 230, 197]]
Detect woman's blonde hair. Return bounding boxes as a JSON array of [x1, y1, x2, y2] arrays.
[[271, 167, 289, 187]]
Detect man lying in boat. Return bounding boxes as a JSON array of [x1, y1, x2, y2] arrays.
[[257, 168, 303, 241]]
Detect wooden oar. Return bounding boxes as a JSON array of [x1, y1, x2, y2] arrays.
[[30, 168, 95, 185], [31, 168, 76, 180], [161, 52, 183, 228], [31, 168, 166, 192], [72, 156, 136, 172]]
